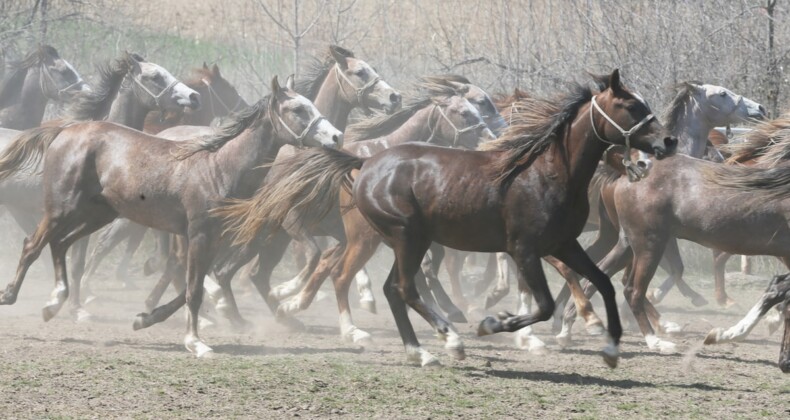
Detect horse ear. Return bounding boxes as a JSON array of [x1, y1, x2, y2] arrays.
[[284, 74, 295, 91], [124, 51, 142, 75], [684, 81, 702, 93], [448, 81, 470, 95], [330, 46, 349, 70], [609, 69, 623, 93], [212, 64, 221, 77]]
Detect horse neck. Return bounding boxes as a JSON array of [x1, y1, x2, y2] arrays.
[[671, 99, 713, 158], [313, 68, 355, 131], [13, 69, 49, 128], [213, 122, 282, 198], [345, 106, 435, 155], [107, 88, 151, 130], [546, 103, 610, 198], [181, 83, 214, 126]]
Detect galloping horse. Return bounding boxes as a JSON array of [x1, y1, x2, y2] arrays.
[[0, 76, 342, 357], [215, 82, 496, 344], [80, 62, 249, 295], [0, 45, 89, 130], [220, 70, 677, 367]]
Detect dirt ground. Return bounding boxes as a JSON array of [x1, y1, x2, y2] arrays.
[[0, 238, 788, 419]]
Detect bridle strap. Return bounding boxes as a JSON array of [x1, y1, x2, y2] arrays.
[[334, 64, 381, 114], [39, 63, 83, 100], [590, 95, 655, 182], [275, 111, 324, 148], [426, 104, 486, 148], [130, 75, 180, 110], [202, 78, 242, 118]]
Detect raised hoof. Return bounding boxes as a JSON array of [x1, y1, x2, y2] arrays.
[[585, 321, 605, 336], [447, 310, 468, 324], [132, 313, 148, 331], [359, 299, 377, 314], [647, 288, 664, 304], [0, 290, 17, 305], [477, 316, 502, 336], [185, 337, 214, 358], [42, 302, 64, 322], [602, 344, 619, 368]]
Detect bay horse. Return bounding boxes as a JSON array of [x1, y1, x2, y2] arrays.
[[135, 45, 401, 330], [214, 82, 496, 344], [0, 76, 342, 356], [221, 70, 677, 366], [79, 62, 249, 295], [553, 82, 765, 346], [0, 45, 89, 130]]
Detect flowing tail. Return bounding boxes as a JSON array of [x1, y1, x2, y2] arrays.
[[0, 126, 65, 181], [214, 147, 365, 245]]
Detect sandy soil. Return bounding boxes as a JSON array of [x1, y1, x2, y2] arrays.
[[0, 238, 788, 419]]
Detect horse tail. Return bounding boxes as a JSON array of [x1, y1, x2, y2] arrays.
[[0, 126, 64, 181], [214, 147, 365, 245]]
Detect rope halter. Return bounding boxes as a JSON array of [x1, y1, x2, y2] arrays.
[[202, 78, 243, 118], [334, 64, 381, 114], [426, 104, 487, 148], [274, 109, 325, 148], [39, 63, 84, 100], [590, 95, 655, 182], [130, 74, 180, 111]]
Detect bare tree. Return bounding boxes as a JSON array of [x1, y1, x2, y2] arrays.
[[256, 0, 328, 77]]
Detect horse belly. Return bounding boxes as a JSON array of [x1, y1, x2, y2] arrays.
[[679, 214, 790, 257]]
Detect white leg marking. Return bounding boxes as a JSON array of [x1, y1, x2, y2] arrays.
[[706, 296, 766, 344], [645, 334, 677, 354], [405, 345, 440, 367], [356, 268, 376, 313], [513, 291, 546, 354], [270, 273, 307, 300], [339, 310, 371, 345]]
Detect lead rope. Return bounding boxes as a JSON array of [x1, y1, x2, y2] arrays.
[[590, 95, 655, 182]]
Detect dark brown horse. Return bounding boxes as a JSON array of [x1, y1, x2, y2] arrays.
[[0, 45, 89, 130], [0, 76, 341, 357], [221, 70, 677, 366]]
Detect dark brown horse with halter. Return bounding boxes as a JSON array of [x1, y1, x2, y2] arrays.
[[0, 45, 89, 130], [220, 70, 677, 367], [79, 62, 249, 298], [0, 76, 342, 357]]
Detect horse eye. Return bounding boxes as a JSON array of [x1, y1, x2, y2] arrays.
[[719, 91, 727, 97]]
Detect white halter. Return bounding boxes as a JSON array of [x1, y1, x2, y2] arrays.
[[39, 63, 83, 100], [202, 78, 243, 117], [275, 111, 325, 148], [590, 95, 655, 182], [130, 75, 180, 110], [334, 64, 381, 114], [426, 104, 487, 148]]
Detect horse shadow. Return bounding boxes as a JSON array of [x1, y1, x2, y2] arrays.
[[483, 369, 736, 391]]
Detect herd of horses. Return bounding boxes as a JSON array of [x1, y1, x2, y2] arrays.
[[0, 44, 788, 372]]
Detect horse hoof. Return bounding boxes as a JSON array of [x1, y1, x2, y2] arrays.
[[360, 299, 377, 314], [477, 316, 501, 336], [185, 337, 214, 358], [658, 341, 677, 354], [585, 322, 605, 336], [516, 333, 547, 355], [704, 328, 723, 345], [690, 295, 709, 307], [447, 310, 468, 324], [0, 291, 17, 305], [132, 313, 148, 331], [717, 297, 737, 308], [406, 346, 440, 367], [661, 321, 685, 336], [343, 328, 372, 347], [74, 308, 93, 323], [647, 288, 664, 304], [602, 344, 619, 368], [555, 333, 572, 348], [42, 303, 63, 322], [443, 333, 466, 360]]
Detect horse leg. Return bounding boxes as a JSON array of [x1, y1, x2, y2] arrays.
[[741, 255, 753, 275], [143, 231, 170, 276], [546, 256, 604, 349], [713, 250, 736, 307], [780, 300, 790, 373], [182, 229, 216, 358], [421, 244, 466, 323], [81, 220, 132, 303], [513, 289, 548, 354], [473, 253, 498, 296], [269, 218, 321, 300], [705, 272, 790, 345], [277, 244, 343, 316], [354, 267, 376, 314], [627, 235, 678, 354], [67, 237, 89, 306], [6, 207, 54, 281], [651, 238, 707, 307], [390, 234, 463, 366], [208, 247, 256, 332], [0, 217, 56, 306], [442, 248, 469, 310], [483, 252, 512, 309], [116, 224, 147, 288]]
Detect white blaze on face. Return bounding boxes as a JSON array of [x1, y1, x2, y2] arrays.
[[295, 94, 341, 148]]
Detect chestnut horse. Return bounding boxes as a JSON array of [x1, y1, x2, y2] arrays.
[[0, 45, 89, 130], [221, 70, 677, 367], [0, 76, 342, 357]]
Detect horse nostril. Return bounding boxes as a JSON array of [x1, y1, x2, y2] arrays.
[[759, 104, 767, 116], [332, 134, 343, 145], [189, 93, 201, 108], [390, 93, 401, 104]]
